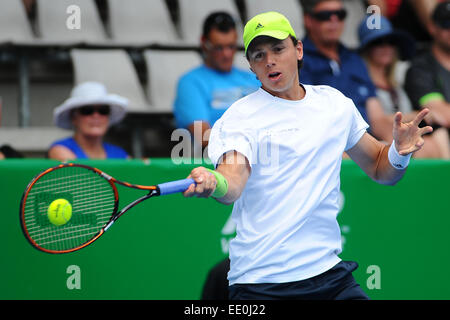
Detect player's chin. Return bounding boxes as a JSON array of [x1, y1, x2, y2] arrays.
[[261, 82, 287, 95]]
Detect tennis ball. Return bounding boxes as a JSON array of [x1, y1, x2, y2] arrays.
[[47, 199, 72, 226]]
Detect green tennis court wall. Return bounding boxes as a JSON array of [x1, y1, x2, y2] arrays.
[[1, 159, 449, 300]]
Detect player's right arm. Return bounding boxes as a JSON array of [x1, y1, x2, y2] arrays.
[[183, 150, 251, 205]]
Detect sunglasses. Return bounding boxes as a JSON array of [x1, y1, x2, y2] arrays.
[[369, 37, 396, 48], [311, 9, 347, 21], [77, 105, 111, 116]]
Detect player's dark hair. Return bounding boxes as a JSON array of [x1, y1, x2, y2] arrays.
[[246, 36, 304, 70], [202, 11, 236, 38]]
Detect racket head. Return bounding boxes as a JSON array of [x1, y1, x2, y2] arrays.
[[20, 163, 118, 254]]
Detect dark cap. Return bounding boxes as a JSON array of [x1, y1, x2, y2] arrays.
[[358, 15, 416, 60], [432, 1, 450, 29]]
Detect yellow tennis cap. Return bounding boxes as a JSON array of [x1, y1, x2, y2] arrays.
[[243, 11, 296, 54]]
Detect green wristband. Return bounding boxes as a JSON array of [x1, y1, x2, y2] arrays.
[[206, 168, 229, 198]]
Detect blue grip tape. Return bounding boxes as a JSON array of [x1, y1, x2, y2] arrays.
[[157, 178, 195, 195]]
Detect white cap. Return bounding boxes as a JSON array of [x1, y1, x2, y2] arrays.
[[53, 82, 128, 130]]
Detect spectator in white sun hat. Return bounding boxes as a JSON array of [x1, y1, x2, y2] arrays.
[[48, 81, 130, 161]]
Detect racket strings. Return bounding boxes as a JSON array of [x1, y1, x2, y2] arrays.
[[22, 166, 116, 252]]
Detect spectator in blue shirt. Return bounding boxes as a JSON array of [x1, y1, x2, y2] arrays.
[[174, 12, 260, 148], [299, 0, 393, 142]]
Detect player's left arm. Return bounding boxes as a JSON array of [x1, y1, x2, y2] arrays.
[[346, 108, 433, 185]]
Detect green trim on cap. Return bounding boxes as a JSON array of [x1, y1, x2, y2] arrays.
[[419, 92, 445, 106], [243, 11, 296, 53]]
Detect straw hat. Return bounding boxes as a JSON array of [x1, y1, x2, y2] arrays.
[[53, 82, 128, 130]]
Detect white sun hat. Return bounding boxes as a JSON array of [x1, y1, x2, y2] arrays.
[[53, 81, 128, 130]]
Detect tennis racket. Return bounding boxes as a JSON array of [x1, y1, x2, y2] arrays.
[[19, 163, 195, 254]]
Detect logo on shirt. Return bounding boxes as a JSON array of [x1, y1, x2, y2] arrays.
[[220, 214, 236, 254], [211, 88, 254, 110], [358, 86, 369, 97]]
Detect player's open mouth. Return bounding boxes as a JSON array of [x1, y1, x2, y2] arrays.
[[268, 72, 282, 81]]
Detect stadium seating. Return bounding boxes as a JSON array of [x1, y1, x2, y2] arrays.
[[245, 0, 305, 40], [0, 127, 67, 155], [178, 0, 244, 46], [233, 51, 251, 71], [342, 0, 366, 48], [35, 0, 108, 45], [143, 49, 202, 113], [107, 0, 179, 46], [0, 0, 35, 45], [0, 0, 372, 157], [71, 48, 151, 113]]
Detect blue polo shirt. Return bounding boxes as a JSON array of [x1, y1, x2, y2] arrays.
[[174, 65, 260, 129], [300, 36, 376, 125]]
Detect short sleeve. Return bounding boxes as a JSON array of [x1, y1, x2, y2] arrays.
[[173, 74, 210, 129], [345, 99, 370, 151], [207, 116, 255, 168]]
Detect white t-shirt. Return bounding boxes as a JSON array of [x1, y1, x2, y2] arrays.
[[208, 85, 369, 285]]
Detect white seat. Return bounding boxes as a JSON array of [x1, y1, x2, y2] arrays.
[[143, 50, 202, 113], [107, 0, 179, 46], [245, 0, 305, 40], [36, 0, 108, 45], [0, 0, 35, 44], [178, 0, 243, 46], [71, 49, 151, 113], [233, 50, 251, 71], [342, 0, 366, 49], [0, 127, 68, 153], [394, 60, 411, 88]]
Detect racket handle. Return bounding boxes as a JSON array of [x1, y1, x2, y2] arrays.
[[157, 178, 196, 195]]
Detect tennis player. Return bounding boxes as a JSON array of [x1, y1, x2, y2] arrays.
[[184, 12, 433, 300]]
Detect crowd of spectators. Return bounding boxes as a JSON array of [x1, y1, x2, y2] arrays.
[[1, 0, 448, 161]]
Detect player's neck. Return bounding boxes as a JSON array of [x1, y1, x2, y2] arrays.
[[263, 82, 305, 101]]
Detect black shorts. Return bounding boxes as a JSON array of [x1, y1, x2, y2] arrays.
[[228, 260, 369, 300]]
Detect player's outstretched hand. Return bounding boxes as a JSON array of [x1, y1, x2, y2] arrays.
[[183, 166, 217, 198], [393, 108, 434, 156]]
